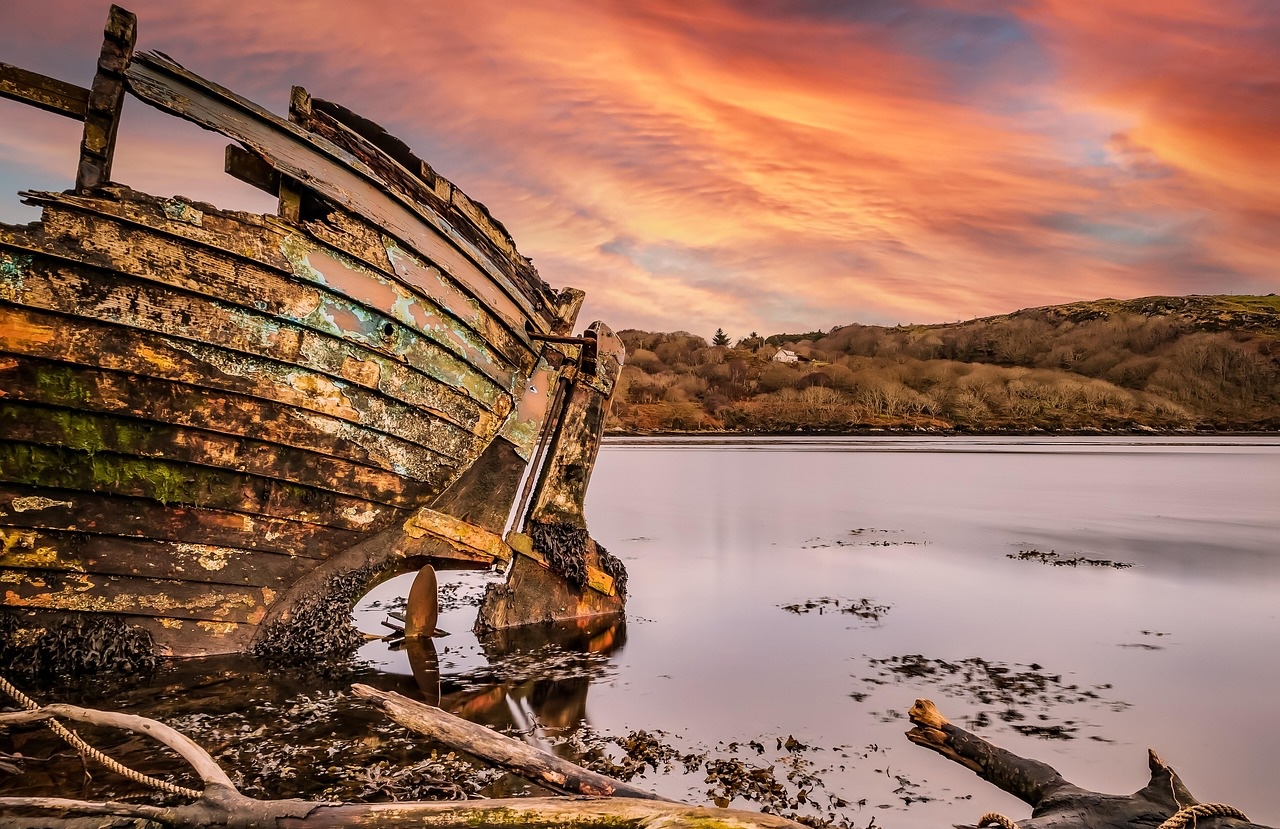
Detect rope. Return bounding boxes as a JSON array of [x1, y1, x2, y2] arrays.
[[0, 674, 202, 799], [1158, 804, 1251, 829], [976, 801, 1250, 829]]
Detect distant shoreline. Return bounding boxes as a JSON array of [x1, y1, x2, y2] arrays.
[[605, 426, 1280, 438]]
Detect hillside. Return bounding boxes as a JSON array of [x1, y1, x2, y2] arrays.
[[607, 294, 1280, 433]]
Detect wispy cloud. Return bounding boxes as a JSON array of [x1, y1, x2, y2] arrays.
[[0, 0, 1275, 337]]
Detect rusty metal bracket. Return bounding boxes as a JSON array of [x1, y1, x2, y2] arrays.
[[529, 330, 598, 376]]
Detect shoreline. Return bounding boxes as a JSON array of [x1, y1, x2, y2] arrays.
[[605, 426, 1280, 438]]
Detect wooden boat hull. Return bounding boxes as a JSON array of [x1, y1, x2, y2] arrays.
[[0, 6, 625, 666]]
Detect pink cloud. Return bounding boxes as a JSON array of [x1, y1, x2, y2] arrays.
[[0, 0, 1275, 337]]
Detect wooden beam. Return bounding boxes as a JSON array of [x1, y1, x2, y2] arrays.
[[76, 5, 137, 191], [402, 506, 513, 565], [351, 684, 668, 800], [223, 144, 279, 194], [0, 62, 88, 119], [124, 52, 551, 339]]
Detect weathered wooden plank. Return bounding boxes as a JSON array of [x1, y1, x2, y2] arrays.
[[0, 567, 276, 625], [224, 144, 279, 194], [2, 607, 257, 657], [0, 400, 424, 508], [401, 507, 511, 566], [17, 189, 533, 385], [124, 54, 553, 337], [427, 435, 531, 533], [0, 441, 401, 533], [0, 528, 310, 589], [0, 356, 453, 485], [0, 486, 353, 557], [0, 302, 486, 465], [0, 62, 89, 119], [285, 239, 523, 396], [293, 205, 538, 376], [76, 5, 136, 191], [527, 324, 626, 529], [0, 253, 509, 426], [303, 103, 551, 305], [0, 485, 356, 558], [499, 355, 561, 460]]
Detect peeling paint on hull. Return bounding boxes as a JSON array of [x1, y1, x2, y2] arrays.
[[0, 10, 623, 667]]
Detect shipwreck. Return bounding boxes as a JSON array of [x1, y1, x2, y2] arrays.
[[0, 5, 627, 669]]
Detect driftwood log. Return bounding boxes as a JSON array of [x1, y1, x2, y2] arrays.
[[0, 685, 804, 829], [5, 690, 1273, 829], [906, 699, 1272, 829], [349, 684, 665, 800]]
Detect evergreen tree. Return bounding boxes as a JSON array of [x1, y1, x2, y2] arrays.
[[712, 328, 731, 347]]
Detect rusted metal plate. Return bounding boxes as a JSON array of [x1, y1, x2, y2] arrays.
[[0, 485, 358, 558], [403, 564, 439, 639], [0, 400, 424, 507], [0, 303, 485, 465], [0, 355, 454, 486], [124, 53, 554, 338], [0, 528, 310, 589]]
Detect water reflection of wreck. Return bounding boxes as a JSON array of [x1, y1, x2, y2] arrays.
[[0, 6, 626, 670], [442, 618, 624, 739]]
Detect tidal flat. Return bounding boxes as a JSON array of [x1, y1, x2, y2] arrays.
[[3, 436, 1278, 829]]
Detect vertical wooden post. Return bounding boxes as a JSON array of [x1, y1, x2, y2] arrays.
[[76, 5, 137, 192], [526, 323, 625, 529], [278, 85, 312, 222]]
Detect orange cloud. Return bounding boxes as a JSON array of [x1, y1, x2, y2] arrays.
[[0, 0, 1275, 337]]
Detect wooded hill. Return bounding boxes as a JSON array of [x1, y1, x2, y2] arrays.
[[607, 295, 1280, 433]]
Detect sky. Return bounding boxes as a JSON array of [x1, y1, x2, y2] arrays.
[[1, 1, 1277, 339]]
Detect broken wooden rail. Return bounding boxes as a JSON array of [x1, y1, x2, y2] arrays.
[[0, 6, 136, 191]]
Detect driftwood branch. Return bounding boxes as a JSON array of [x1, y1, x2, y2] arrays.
[[349, 683, 668, 800], [0, 689, 805, 829], [0, 796, 169, 819], [906, 698, 1271, 829]]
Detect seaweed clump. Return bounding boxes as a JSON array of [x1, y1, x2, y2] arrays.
[[595, 543, 628, 596], [529, 520, 629, 595], [0, 610, 157, 678], [530, 521, 589, 588], [251, 563, 379, 663]]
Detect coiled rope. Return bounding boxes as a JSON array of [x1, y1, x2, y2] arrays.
[[1157, 803, 1251, 829], [976, 802, 1250, 829], [0, 673, 201, 799]]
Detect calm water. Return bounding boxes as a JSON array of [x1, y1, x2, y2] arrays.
[[8, 437, 1280, 827], [356, 435, 1280, 828]]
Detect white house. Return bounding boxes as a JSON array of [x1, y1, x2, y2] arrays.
[[772, 348, 799, 363]]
